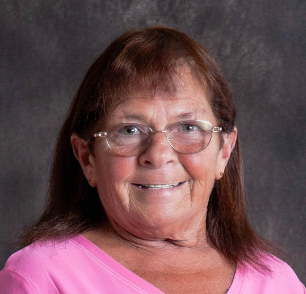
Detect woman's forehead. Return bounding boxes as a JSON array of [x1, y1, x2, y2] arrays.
[[107, 93, 213, 126], [116, 64, 208, 100], [101, 67, 213, 124]]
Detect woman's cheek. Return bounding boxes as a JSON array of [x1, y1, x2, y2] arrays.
[[179, 153, 216, 180], [97, 159, 138, 214], [96, 155, 136, 183]]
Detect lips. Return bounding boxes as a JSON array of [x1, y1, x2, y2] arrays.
[[132, 181, 186, 190]]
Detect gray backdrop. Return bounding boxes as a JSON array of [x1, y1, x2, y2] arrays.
[[1, 0, 305, 285]]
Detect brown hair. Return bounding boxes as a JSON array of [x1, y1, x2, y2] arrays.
[[21, 27, 278, 269]]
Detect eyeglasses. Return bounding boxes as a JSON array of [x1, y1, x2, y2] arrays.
[[92, 120, 222, 156]]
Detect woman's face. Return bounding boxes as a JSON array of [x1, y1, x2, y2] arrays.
[[78, 71, 236, 241]]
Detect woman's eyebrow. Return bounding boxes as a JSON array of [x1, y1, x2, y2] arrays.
[[177, 112, 195, 120], [118, 114, 147, 122], [177, 109, 206, 119]]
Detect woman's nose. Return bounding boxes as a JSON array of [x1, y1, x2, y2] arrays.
[[138, 132, 178, 168]]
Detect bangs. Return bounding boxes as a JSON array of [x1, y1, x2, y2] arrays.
[[98, 29, 202, 111]]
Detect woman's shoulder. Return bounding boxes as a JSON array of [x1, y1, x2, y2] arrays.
[[2, 237, 75, 272], [0, 236, 84, 293], [256, 254, 302, 282], [231, 254, 305, 294]]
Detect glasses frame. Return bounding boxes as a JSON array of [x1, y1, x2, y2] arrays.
[[92, 120, 223, 156]]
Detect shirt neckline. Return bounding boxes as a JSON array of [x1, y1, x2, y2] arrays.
[[70, 234, 244, 294]]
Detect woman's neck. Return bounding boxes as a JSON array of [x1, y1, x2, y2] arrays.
[[83, 219, 214, 263]]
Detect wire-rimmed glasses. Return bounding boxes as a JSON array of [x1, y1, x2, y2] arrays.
[[92, 120, 222, 156]]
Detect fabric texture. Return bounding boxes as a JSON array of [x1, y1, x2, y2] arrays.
[[0, 235, 305, 294]]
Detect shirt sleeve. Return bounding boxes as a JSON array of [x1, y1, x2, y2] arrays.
[[0, 268, 37, 294], [280, 262, 306, 293]]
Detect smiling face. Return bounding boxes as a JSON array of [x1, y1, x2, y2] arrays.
[[72, 69, 236, 244]]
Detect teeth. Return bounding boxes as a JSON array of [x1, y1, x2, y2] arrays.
[[137, 183, 180, 189]]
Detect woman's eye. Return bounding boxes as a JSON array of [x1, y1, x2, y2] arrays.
[[118, 126, 140, 135], [180, 124, 200, 132]]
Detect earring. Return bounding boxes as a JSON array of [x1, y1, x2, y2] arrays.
[[87, 178, 93, 186], [220, 172, 224, 178]]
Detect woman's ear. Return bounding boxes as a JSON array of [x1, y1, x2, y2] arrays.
[[71, 134, 97, 187], [216, 126, 238, 180]]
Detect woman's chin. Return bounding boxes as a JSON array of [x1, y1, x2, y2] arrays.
[[119, 207, 199, 240]]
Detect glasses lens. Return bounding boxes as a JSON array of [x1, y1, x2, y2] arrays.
[[167, 121, 213, 153], [106, 124, 151, 156]]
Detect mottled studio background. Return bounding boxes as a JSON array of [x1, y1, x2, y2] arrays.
[[1, 0, 305, 285]]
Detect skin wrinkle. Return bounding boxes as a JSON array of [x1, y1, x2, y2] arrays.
[[111, 101, 207, 129], [96, 221, 214, 280], [86, 222, 215, 271], [127, 178, 181, 229], [129, 179, 192, 232]]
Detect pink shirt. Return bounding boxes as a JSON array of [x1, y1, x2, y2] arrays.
[[0, 235, 305, 293]]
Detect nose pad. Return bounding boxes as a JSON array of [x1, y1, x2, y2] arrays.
[[154, 130, 169, 140], [150, 131, 173, 150]]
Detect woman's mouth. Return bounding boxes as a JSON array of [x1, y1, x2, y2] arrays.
[[133, 182, 186, 190]]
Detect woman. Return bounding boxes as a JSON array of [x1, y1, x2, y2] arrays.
[[1, 27, 305, 293]]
